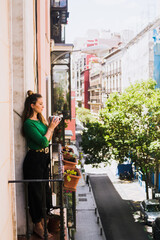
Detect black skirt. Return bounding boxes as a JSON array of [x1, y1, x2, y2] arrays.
[[23, 150, 52, 223]]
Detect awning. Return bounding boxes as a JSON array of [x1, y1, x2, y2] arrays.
[[65, 130, 73, 136]]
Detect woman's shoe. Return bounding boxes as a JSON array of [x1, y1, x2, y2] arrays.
[[47, 232, 55, 240], [33, 227, 54, 239], [33, 225, 44, 239], [34, 221, 55, 239], [41, 218, 49, 227]]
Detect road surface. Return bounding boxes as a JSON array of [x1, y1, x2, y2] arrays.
[[90, 175, 150, 240]]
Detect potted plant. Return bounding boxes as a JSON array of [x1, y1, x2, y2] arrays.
[[62, 146, 74, 153], [63, 166, 81, 191], [62, 151, 78, 167], [63, 151, 77, 160]]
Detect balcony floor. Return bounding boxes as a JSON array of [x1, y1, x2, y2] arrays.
[[18, 231, 60, 240]]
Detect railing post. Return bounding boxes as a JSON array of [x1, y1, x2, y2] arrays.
[[62, 117, 65, 147], [24, 182, 30, 240], [95, 208, 97, 215], [42, 182, 48, 240], [59, 181, 65, 240], [72, 191, 76, 229], [49, 144, 52, 180]]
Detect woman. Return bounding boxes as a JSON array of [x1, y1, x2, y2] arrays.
[[22, 90, 60, 239]]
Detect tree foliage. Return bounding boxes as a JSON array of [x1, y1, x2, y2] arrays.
[[81, 122, 110, 167], [102, 79, 160, 198], [76, 107, 97, 126], [81, 79, 160, 196]]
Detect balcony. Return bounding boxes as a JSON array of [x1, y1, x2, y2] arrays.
[[88, 99, 101, 104], [8, 144, 77, 240], [50, 0, 69, 43], [106, 88, 121, 94], [76, 96, 83, 102], [106, 68, 121, 77], [88, 84, 102, 91], [90, 95, 100, 100]]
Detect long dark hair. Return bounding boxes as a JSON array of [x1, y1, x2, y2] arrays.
[[21, 90, 48, 136]]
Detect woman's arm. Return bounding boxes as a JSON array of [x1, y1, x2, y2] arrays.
[[24, 117, 61, 148], [45, 117, 61, 141], [24, 121, 50, 148]]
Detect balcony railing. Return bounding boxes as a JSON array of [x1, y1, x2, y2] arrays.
[[90, 95, 101, 101], [106, 88, 121, 94], [90, 71, 100, 78], [106, 68, 121, 77], [88, 99, 101, 104], [8, 144, 65, 240], [88, 84, 102, 91]]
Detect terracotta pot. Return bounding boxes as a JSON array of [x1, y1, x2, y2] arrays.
[[62, 158, 78, 168], [47, 214, 60, 233], [64, 166, 81, 192], [63, 152, 76, 160]]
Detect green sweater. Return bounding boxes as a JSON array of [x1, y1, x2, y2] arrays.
[[24, 119, 49, 150]]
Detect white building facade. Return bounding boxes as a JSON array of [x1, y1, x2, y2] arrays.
[[121, 29, 153, 90], [73, 54, 86, 107], [102, 49, 123, 106], [121, 19, 160, 90], [102, 18, 160, 101]]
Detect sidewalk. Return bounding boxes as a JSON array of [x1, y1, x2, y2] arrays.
[[74, 173, 104, 240], [105, 161, 147, 202]]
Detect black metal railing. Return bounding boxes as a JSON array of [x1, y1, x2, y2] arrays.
[[8, 144, 65, 240]]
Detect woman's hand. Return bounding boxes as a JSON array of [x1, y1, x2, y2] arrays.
[[49, 116, 61, 131], [45, 117, 61, 141]]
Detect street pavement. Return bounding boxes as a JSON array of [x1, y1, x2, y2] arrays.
[[74, 173, 105, 240], [75, 161, 153, 240], [90, 175, 150, 240]]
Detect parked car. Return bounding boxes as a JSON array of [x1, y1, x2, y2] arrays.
[[140, 199, 160, 225], [152, 217, 160, 240]]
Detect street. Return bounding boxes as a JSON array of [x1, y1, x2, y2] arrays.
[[90, 175, 151, 240]]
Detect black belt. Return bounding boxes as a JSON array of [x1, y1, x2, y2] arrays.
[[29, 147, 49, 154]]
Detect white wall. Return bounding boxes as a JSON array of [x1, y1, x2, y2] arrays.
[[0, 0, 16, 239], [12, 0, 36, 234]]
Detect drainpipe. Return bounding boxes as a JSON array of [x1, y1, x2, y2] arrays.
[[35, 0, 39, 91]]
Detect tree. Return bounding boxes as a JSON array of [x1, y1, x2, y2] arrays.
[[81, 79, 160, 198], [81, 122, 110, 167], [76, 107, 97, 126]]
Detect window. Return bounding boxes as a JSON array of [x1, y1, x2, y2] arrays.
[[51, 0, 67, 8], [51, 51, 71, 119]]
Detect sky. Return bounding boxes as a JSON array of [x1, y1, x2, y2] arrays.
[[65, 0, 159, 43]]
